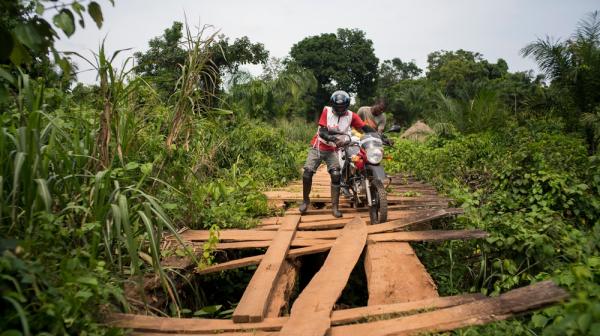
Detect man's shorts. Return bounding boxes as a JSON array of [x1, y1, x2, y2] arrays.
[[303, 147, 340, 174]]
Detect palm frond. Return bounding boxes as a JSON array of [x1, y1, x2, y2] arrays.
[[521, 36, 573, 81]]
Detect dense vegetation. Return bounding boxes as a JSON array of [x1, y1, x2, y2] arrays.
[[0, 1, 599, 335]]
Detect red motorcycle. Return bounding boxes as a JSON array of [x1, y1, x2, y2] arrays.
[[337, 132, 390, 224]]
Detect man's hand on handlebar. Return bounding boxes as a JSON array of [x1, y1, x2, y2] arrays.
[[334, 134, 351, 147]]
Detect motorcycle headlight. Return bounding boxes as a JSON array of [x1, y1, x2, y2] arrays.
[[366, 147, 383, 164]]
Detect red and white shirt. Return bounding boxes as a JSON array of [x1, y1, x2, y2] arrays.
[[310, 106, 365, 151]]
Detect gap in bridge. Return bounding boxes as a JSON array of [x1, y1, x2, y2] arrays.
[[180, 249, 266, 316]]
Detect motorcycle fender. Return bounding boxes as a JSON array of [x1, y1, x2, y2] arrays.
[[368, 165, 386, 182]]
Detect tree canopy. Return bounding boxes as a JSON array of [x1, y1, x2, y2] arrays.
[[289, 28, 379, 109], [134, 21, 269, 98]]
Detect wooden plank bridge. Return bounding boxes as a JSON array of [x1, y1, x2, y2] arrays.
[[111, 167, 568, 335]]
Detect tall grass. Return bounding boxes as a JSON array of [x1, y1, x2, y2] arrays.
[[0, 42, 199, 332], [166, 22, 221, 151]]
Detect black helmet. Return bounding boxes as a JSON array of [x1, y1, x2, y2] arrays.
[[330, 90, 350, 116]]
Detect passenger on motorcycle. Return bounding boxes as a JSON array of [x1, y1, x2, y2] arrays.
[[300, 90, 377, 218], [357, 100, 386, 133]]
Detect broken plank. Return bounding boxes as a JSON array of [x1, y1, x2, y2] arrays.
[[329, 281, 569, 336], [368, 229, 488, 243], [279, 216, 368, 336], [364, 242, 438, 305], [232, 215, 300, 323]]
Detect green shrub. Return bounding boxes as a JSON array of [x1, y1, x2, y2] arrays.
[[386, 124, 600, 335]]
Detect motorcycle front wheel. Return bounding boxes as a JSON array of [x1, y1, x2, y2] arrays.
[[369, 178, 388, 224]]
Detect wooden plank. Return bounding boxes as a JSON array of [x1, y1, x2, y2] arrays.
[[279, 216, 368, 336], [330, 293, 484, 325], [197, 244, 332, 275], [329, 281, 569, 336], [178, 209, 458, 243], [132, 332, 274, 336], [285, 203, 448, 215], [212, 238, 331, 250], [109, 314, 285, 333], [365, 242, 438, 305], [368, 229, 489, 243], [109, 293, 484, 333], [232, 215, 300, 323], [264, 191, 451, 204], [292, 209, 454, 224], [301, 208, 462, 230], [266, 259, 298, 317]]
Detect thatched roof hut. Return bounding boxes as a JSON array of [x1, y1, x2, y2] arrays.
[[400, 121, 434, 142]]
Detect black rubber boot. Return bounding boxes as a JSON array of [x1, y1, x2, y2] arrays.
[[299, 171, 313, 215], [331, 184, 343, 218]]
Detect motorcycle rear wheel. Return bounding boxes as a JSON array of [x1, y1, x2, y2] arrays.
[[369, 179, 388, 224]]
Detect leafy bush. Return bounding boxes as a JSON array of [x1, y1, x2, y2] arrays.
[[386, 123, 600, 335]]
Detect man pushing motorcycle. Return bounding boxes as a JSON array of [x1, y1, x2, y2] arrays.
[[300, 90, 378, 218]]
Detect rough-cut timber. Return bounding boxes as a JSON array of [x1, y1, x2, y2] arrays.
[[329, 281, 569, 336], [279, 216, 368, 336], [365, 242, 438, 305], [232, 215, 300, 323]]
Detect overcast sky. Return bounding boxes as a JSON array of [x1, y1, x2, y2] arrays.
[[53, 0, 599, 84]]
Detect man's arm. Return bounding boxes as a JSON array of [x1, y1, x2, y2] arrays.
[[361, 125, 377, 134], [377, 114, 386, 133], [318, 126, 336, 142]]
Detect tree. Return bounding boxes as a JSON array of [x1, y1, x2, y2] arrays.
[[133, 21, 186, 98], [226, 65, 317, 120], [134, 21, 269, 99], [426, 49, 508, 99], [521, 11, 600, 152], [378, 58, 422, 89], [384, 78, 436, 126], [289, 28, 379, 116], [0, 0, 111, 99]]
